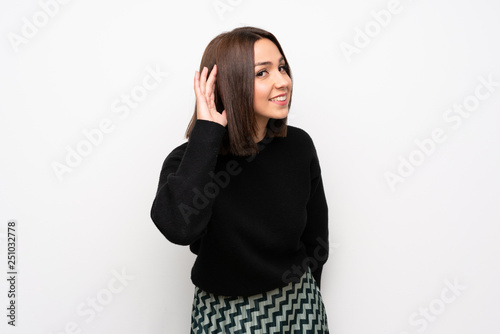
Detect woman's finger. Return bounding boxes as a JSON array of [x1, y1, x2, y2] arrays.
[[194, 70, 201, 99], [205, 64, 217, 98], [199, 66, 208, 96]]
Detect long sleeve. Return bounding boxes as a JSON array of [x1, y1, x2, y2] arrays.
[[301, 143, 329, 289], [150, 119, 226, 245]]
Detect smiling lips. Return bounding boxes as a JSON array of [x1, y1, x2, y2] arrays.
[[269, 93, 287, 105]]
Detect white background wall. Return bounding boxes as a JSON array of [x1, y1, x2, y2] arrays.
[[1, 0, 499, 333]]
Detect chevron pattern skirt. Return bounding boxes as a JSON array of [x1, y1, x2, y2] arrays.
[[190, 267, 329, 333]]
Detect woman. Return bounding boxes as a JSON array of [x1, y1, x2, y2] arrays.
[[151, 26, 330, 333]]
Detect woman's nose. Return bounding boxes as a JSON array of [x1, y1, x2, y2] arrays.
[[273, 72, 289, 89]]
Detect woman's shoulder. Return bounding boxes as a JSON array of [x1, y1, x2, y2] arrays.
[[160, 141, 188, 169], [168, 140, 188, 156], [285, 124, 316, 149], [285, 125, 322, 176]]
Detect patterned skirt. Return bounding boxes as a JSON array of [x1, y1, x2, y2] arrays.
[[190, 267, 329, 333]]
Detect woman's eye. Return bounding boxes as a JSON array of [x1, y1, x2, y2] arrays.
[[256, 65, 287, 77], [256, 70, 267, 77]]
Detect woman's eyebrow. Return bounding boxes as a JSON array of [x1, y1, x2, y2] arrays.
[[254, 56, 285, 67]]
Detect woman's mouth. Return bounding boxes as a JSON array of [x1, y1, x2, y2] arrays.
[[269, 94, 287, 105]]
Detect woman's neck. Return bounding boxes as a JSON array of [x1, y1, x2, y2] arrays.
[[253, 116, 269, 143]]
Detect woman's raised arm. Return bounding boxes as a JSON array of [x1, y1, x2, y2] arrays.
[[150, 65, 227, 245]]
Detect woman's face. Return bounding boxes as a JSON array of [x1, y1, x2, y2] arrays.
[[253, 38, 292, 128]]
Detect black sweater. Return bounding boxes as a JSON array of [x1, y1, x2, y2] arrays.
[[150, 119, 329, 296]]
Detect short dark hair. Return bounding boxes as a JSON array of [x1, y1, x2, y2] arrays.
[[185, 26, 293, 156]]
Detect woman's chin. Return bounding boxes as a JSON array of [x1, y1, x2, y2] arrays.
[[275, 109, 289, 119]]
